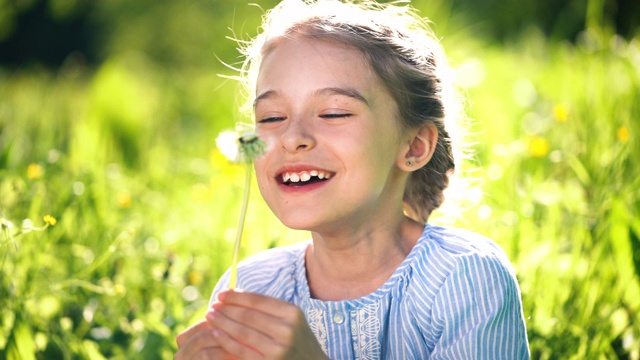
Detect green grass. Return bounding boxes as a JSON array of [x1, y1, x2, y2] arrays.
[[460, 28, 640, 358], [1, 24, 640, 360]]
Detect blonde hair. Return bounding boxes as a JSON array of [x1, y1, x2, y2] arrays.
[[236, 0, 466, 222]]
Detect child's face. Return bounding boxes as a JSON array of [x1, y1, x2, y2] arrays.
[[253, 37, 409, 233]]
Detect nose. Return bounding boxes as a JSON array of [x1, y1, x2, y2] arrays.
[[281, 117, 316, 152]]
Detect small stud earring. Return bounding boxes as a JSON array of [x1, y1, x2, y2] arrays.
[[406, 160, 413, 166]]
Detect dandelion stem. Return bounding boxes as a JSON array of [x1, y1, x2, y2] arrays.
[[229, 162, 253, 289]]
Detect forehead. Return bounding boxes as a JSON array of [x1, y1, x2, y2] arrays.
[[256, 37, 376, 93]]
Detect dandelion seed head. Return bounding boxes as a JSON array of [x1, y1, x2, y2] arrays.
[[216, 130, 266, 164], [216, 131, 242, 162], [238, 132, 266, 163], [22, 219, 35, 231], [1, 218, 14, 231]]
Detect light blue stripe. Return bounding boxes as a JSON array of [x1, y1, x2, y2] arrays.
[[211, 225, 530, 359]]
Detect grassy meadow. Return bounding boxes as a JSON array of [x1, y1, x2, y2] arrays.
[[1, 2, 640, 359]]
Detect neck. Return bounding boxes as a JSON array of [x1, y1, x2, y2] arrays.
[[305, 216, 424, 301]]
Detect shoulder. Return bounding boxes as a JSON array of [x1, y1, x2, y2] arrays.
[[426, 225, 512, 261], [406, 226, 529, 357], [409, 225, 516, 286], [426, 226, 521, 309], [210, 241, 309, 303], [432, 226, 521, 304], [405, 225, 522, 325]]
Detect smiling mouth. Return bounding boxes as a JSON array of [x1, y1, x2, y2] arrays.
[[279, 170, 333, 186]]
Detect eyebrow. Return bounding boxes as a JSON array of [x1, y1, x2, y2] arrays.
[[253, 87, 369, 108], [253, 90, 278, 108], [314, 87, 369, 105]]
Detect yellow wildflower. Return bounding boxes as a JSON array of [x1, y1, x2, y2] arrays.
[[529, 136, 549, 158], [552, 104, 569, 122], [188, 270, 204, 285], [27, 163, 44, 179], [117, 191, 132, 209], [617, 126, 629, 144], [113, 284, 126, 297], [43, 214, 57, 226]]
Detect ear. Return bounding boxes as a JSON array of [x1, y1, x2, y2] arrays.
[[397, 123, 438, 171]]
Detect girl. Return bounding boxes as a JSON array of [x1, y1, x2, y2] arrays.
[[176, 0, 530, 358]]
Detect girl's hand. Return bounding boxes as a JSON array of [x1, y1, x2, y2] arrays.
[[206, 290, 329, 360], [175, 320, 236, 359]]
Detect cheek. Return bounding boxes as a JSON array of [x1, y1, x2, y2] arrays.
[[256, 130, 280, 153], [254, 160, 271, 201], [253, 157, 268, 179], [253, 131, 282, 182]]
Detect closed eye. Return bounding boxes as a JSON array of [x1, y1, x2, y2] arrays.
[[319, 113, 352, 119], [258, 116, 287, 123]]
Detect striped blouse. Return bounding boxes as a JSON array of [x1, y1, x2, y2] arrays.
[[210, 225, 530, 359]]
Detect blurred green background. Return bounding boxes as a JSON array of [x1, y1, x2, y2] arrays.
[[1, 0, 639, 358]]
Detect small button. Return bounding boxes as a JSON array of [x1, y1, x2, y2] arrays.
[[332, 312, 345, 324]]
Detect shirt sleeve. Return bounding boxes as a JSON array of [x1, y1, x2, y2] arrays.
[[208, 243, 305, 306], [209, 269, 231, 305], [430, 252, 530, 359]]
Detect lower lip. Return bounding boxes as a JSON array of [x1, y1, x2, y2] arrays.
[[276, 179, 331, 193]]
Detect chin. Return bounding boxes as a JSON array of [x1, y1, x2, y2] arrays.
[[273, 210, 326, 232], [277, 216, 315, 231]]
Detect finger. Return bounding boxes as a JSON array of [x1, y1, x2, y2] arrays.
[[176, 320, 213, 347], [208, 304, 294, 347], [211, 325, 266, 360], [217, 290, 300, 321], [175, 346, 237, 360], [208, 308, 287, 357], [175, 329, 223, 360]]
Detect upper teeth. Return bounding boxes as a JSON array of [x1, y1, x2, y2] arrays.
[[282, 170, 331, 183]]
